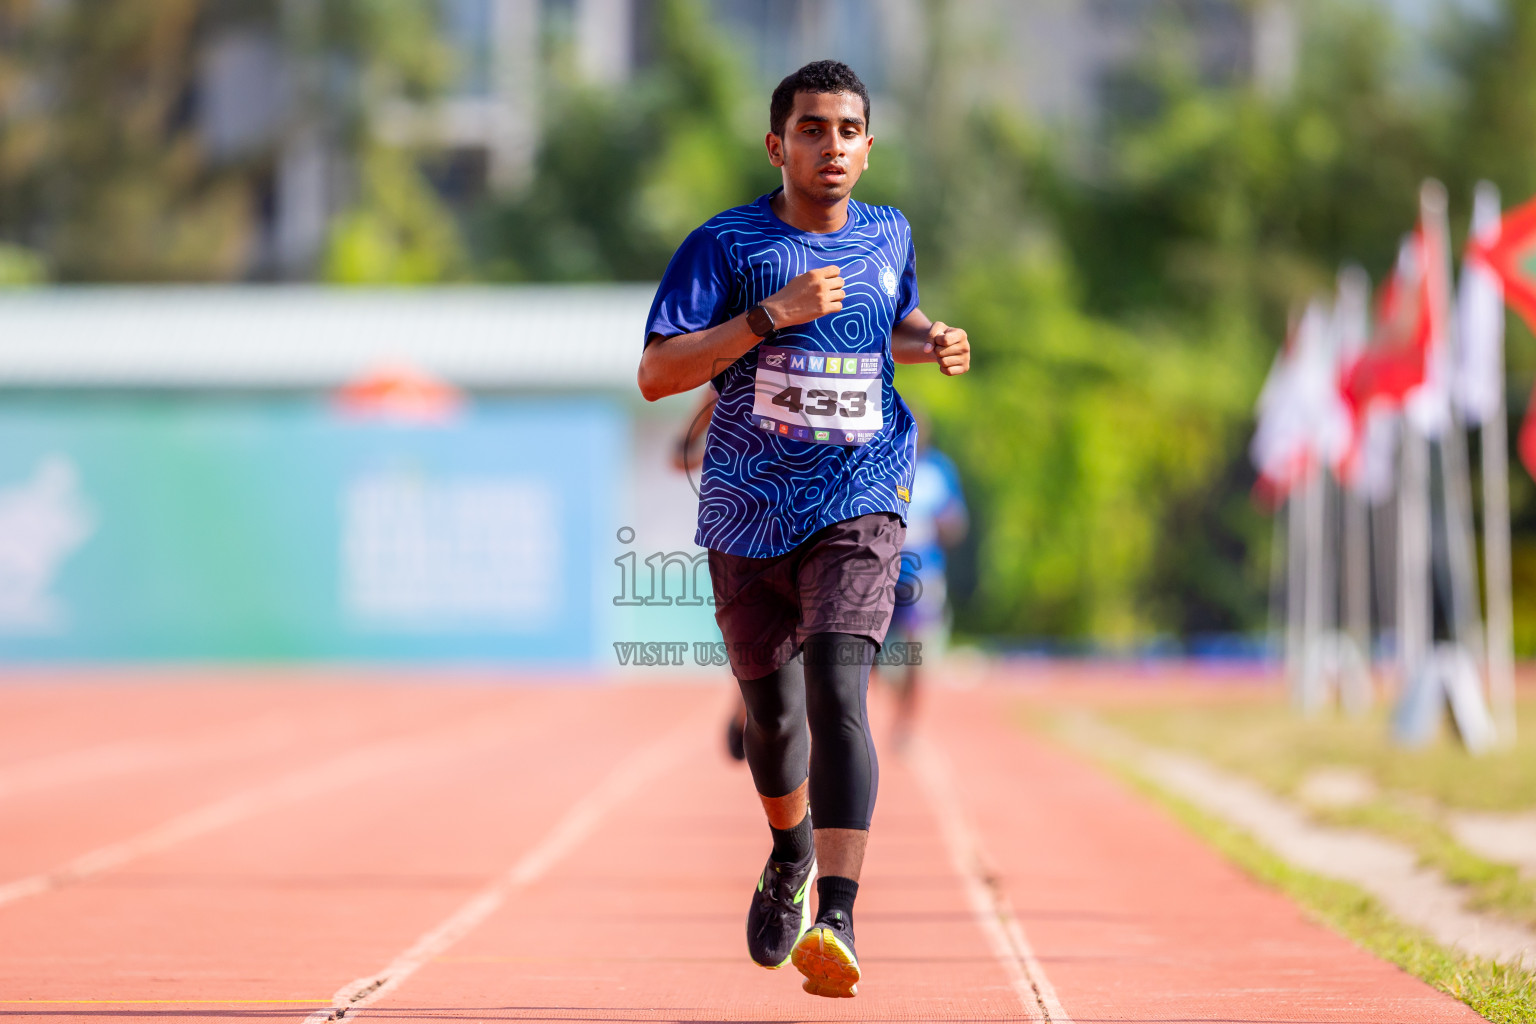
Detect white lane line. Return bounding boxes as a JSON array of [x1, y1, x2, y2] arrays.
[[0, 717, 512, 909], [0, 717, 300, 805], [303, 715, 705, 1023], [908, 734, 1073, 1024]]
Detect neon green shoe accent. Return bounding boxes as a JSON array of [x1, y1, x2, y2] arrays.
[[755, 860, 816, 971]]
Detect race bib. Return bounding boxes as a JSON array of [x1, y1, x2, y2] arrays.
[[751, 346, 883, 446]]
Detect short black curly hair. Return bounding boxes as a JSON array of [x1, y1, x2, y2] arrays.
[[769, 60, 870, 137]]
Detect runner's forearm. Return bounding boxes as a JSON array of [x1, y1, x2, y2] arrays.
[[639, 315, 764, 401], [890, 310, 935, 365]]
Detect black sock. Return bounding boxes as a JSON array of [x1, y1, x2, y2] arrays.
[[770, 812, 813, 863], [817, 875, 859, 926]]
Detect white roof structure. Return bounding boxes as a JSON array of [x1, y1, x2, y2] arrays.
[[0, 286, 656, 390]]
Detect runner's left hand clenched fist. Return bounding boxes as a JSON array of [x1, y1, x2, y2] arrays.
[[924, 322, 970, 376]]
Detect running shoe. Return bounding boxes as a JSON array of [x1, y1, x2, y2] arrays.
[[792, 909, 860, 998], [746, 849, 816, 968]]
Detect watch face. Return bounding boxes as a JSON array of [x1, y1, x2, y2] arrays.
[[748, 306, 774, 337]]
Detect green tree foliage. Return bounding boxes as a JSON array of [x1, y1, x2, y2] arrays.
[[13, 0, 1536, 646], [311, 0, 467, 283], [988, 2, 1453, 642], [0, 0, 458, 282], [474, 0, 776, 280], [479, 0, 1524, 645], [0, 0, 253, 280]]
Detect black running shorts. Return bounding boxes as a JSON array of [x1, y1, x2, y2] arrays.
[[707, 513, 905, 679]]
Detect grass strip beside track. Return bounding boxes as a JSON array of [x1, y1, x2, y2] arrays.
[[1092, 698, 1536, 812], [1033, 711, 1536, 1024], [1314, 799, 1536, 928], [1092, 698, 1536, 927]]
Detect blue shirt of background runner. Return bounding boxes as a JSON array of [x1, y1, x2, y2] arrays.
[[645, 189, 921, 558], [902, 449, 966, 575]]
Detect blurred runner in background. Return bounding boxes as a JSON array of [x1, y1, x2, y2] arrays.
[[670, 389, 749, 762], [884, 413, 968, 749]]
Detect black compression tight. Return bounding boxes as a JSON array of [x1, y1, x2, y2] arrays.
[[735, 632, 879, 831]]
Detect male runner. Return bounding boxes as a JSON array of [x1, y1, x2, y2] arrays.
[[638, 60, 970, 999]]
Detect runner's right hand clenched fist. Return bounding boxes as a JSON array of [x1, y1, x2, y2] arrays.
[[762, 266, 844, 329]]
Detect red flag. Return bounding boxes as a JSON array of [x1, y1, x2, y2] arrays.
[[1468, 192, 1536, 334], [1468, 192, 1536, 479], [1342, 232, 1431, 412], [1332, 268, 1398, 502]]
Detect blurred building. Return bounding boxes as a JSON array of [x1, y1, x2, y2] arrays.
[[0, 0, 1491, 283], [187, 0, 1299, 280]]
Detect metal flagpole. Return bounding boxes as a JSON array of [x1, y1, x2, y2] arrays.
[[1269, 495, 1290, 669], [1373, 475, 1398, 661], [1398, 188, 1435, 697], [1483, 355, 1517, 743], [1474, 180, 1518, 743], [1430, 181, 1487, 665], [1338, 267, 1374, 707], [1303, 464, 1327, 713], [1398, 421, 1431, 687], [1441, 424, 1485, 659], [1405, 180, 1496, 751], [1287, 483, 1308, 705]]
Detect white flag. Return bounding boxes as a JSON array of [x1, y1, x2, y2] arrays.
[[1252, 301, 1352, 492], [1458, 181, 1505, 425], [1350, 407, 1399, 505], [1404, 225, 1453, 438]]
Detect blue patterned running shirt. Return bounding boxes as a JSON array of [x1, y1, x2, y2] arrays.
[[645, 189, 921, 558]]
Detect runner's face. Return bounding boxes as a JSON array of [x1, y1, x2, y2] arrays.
[[767, 91, 872, 204]]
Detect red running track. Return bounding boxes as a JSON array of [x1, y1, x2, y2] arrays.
[[0, 674, 1485, 1023]]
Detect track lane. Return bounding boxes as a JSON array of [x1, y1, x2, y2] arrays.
[[2, 678, 1502, 1023], [353, 683, 1033, 1022], [0, 680, 515, 879], [926, 686, 1486, 1024], [0, 686, 700, 1014]]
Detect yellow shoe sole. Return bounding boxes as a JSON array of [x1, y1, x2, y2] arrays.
[[791, 925, 860, 998]]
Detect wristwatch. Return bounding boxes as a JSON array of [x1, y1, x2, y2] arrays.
[[745, 303, 777, 338]]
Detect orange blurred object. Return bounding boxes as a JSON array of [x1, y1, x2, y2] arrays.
[[333, 363, 463, 422]]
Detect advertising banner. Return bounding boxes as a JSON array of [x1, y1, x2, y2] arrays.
[[0, 398, 621, 663]]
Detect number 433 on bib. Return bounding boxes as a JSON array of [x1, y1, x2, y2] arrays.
[[751, 346, 883, 446]]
